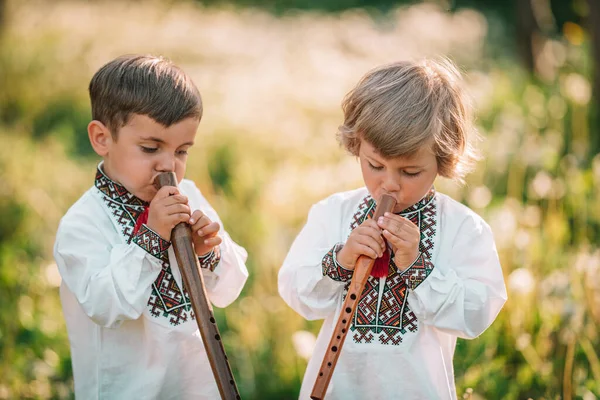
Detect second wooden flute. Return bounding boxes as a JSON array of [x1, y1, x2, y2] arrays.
[[310, 194, 397, 400], [155, 172, 241, 400]]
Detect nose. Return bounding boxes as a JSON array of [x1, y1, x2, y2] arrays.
[[381, 172, 401, 194], [156, 153, 176, 173]]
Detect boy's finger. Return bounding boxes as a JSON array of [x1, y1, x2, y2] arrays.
[[203, 236, 222, 247], [361, 219, 380, 229], [397, 230, 420, 246], [356, 243, 379, 260], [383, 230, 414, 249], [380, 220, 405, 237], [382, 230, 401, 249], [170, 213, 192, 226], [162, 194, 188, 206], [357, 224, 385, 242], [189, 210, 205, 225], [357, 223, 382, 235], [383, 212, 417, 228], [155, 185, 180, 198], [378, 216, 417, 236], [197, 222, 220, 237], [166, 203, 191, 216], [356, 236, 385, 257], [191, 215, 211, 229]]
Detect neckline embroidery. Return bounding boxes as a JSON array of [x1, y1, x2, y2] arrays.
[[394, 186, 436, 216], [347, 188, 438, 345], [94, 163, 148, 208], [93, 163, 193, 326]]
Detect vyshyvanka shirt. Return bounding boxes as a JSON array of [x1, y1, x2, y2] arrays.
[[54, 165, 248, 399], [278, 187, 507, 400]]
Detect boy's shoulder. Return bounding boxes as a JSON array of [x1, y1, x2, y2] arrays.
[[178, 178, 211, 208], [307, 187, 370, 221], [314, 187, 369, 209], [59, 186, 103, 226], [435, 191, 491, 233], [178, 178, 200, 196]]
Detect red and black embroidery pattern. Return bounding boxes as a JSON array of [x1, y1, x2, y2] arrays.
[[199, 247, 221, 272], [322, 244, 353, 282], [132, 225, 170, 260], [95, 166, 194, 326], [346, 188, 437, 345]]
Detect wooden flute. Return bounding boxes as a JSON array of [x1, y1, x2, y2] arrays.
[[310, 194, 397, 400], [155, 172, 241, 400]]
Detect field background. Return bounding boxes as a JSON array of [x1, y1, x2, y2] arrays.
[[0, 0, 599, 398]]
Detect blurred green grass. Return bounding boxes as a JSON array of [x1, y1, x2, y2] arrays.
[[0, 1, 598, 399]]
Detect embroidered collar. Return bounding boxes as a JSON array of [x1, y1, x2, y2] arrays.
[[395, 186, 436, 216], [94, 162, 148, 208], [370, 186, 436, 216]]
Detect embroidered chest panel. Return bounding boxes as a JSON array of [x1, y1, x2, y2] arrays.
[[95, 169, 194, 326], [345, 190, 437, 345]]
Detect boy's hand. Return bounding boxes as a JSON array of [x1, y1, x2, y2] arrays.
[[336, 219, 386, 270], [377, 212, 420, 271], [189, 210, 222, 257], [146, 186, 191, 241]]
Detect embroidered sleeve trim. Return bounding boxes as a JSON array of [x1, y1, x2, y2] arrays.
[[398, 252, 435, 290], [198, 246, 221, 272], [132, 224, 170, 261], [322, 243, 354, 282]]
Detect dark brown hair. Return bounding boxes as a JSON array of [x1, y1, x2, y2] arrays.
[[89, 54, 202, 136]]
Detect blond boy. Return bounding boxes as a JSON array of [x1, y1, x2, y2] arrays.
[[54, 55, 248, 399], [279, 59, 507, 399]]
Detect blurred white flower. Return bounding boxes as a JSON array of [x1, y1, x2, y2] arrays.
[[292, 330, 317, 361], [489, 204, 518, 249], [45, 263, 62, 287], [515, 333, 531, 350], [508, 268, 535, 296], [539, 270, 570, 298], [468, 185, 492, 209], [574, 249, 600, 275], [44, 349, 60, 368], [0, 385, 10, 399], [522, 205, 541, 228], [583, 391, 598, 400], [514, 229, 531, 250], [562, 73, 591, 105], [530, 171, 553, 199]]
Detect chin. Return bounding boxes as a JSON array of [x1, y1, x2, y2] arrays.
[[393, 204, 407, 213], [134, 190, 154, 202]]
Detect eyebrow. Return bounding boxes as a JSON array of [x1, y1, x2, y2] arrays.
[[365, 154, 424, 169], [140, 136, 194, 147]]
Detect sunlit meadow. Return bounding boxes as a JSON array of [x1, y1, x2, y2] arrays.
[[0, 0, 598, 398]]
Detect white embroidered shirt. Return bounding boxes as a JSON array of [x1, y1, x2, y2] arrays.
[[54, 166, 248, 399], [278, 187, 507, 400]]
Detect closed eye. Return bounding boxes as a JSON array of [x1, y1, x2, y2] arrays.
[[368, 161, 384, 171], [140, 146, 158, 153], [404, 170, 422, 177]]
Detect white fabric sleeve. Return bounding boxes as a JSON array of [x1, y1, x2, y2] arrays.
[[278, 201, 348, 321], [54, 219, 165, 329], [183, 181, 249, 308], [406, 215, 508, 339]]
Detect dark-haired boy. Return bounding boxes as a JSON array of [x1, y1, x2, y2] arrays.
[[54, 54, 248, 399]]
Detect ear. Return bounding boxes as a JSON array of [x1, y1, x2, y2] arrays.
[[88, 120, 114, 157]]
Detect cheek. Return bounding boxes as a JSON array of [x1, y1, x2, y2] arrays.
[[360, 167, 377, 188], [175, 160, 187, 181], [409, 174, 434, 195]]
